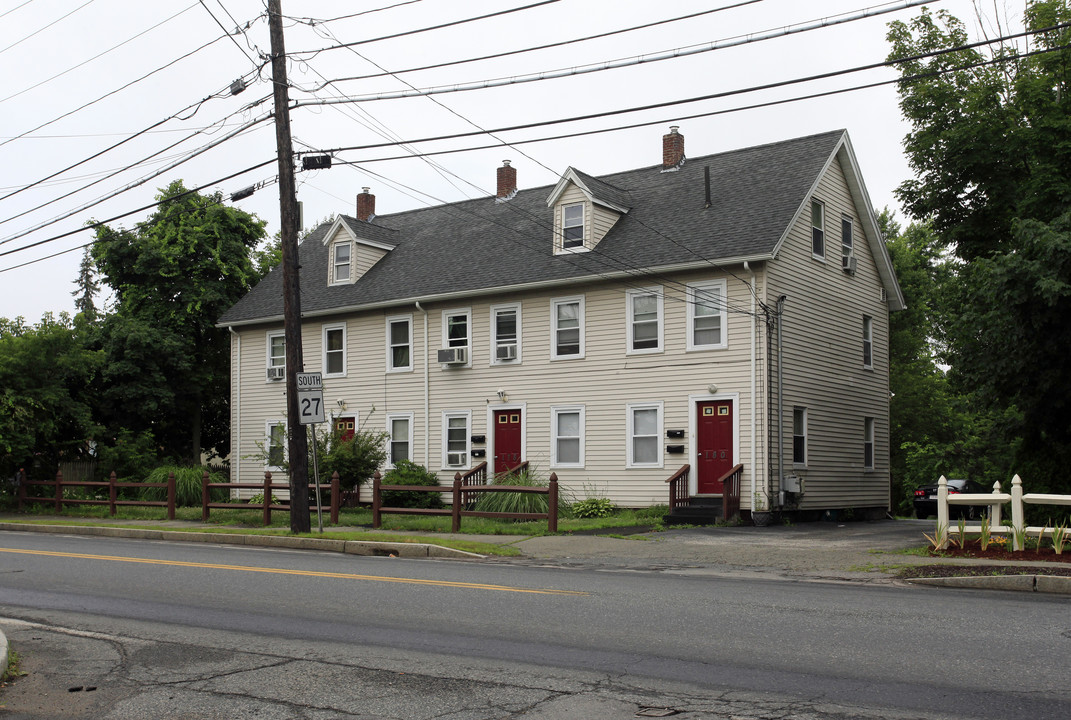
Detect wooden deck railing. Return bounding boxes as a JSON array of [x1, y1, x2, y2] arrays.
[[665, 465, 690, 510], [457, 461, 488, 506], [373, 471, 558, 532], [717, 464, 744, 521], [18, 469, 176, 520]]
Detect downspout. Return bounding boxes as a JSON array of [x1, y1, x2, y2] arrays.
[[228, 327, 241, 485], [415, 301, 429, 467], [743, 262, 757, 514], [775, 295, 787, 510]]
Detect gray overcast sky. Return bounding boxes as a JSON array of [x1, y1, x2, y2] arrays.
[[0, 0, 1006, 321]]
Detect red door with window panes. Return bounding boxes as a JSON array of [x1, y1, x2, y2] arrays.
[[696, 401, 733, 494], [334, 417, 356, 442], [493, 410, 522, 474]]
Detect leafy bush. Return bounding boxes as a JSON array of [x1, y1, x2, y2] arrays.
[[380, 460, 443, 509], [317, 425, 388, 490], [247, 493, 282, 506], [473, 469, 548, 517], [139, 466, 227, 507], [93, 428, 159, 482], [572, 496, 615, 519]]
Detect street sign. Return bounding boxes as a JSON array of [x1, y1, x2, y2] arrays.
[[295, 372, 325, 425]]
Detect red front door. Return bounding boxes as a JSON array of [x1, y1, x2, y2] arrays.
[[696, 401, 733, 494], [493, 410, 522, 474], [334, 417, 356, 442]]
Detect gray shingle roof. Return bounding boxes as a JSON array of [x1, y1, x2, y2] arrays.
[[219, 130, 845, 325]]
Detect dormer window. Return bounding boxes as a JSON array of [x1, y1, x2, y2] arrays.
[[332, 242, 351, 283], [562, 203, 584, 249]]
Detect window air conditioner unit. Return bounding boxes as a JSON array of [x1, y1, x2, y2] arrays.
[[267, 366, 285, 381], [447, 452, 466, 467], [841, 255, 857, 275], [496, 343, 517, 361], [437, 347, 467, 364]]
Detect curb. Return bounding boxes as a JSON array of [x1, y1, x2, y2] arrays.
[[905, 574, 1071, 594], [1, 626, 7, 681], [0, 522, 485, 560]]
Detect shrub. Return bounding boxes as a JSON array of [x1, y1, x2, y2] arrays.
[[248, 493, 282, 506], [380, 460, 444, 509], [139, 466, 227, 507], [473, 469, 548, 517], [572, 496, 615, 519], [317, 425, 388, 490]]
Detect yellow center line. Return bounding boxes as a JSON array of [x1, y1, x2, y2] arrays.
[[0, 547, 587, 596]]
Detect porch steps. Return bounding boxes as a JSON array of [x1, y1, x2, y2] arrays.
[[664, 496, 725, 526]]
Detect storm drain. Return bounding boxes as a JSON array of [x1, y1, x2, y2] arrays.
[[636, 708, 679, 717]]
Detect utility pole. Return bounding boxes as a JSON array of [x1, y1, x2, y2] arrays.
[[267, 0, 310, 533]]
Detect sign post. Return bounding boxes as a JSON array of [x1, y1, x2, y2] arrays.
[[296, 373, 325, 532]]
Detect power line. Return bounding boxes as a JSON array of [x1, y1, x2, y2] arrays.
[[299, 0, 764, 91], [0, 0, 95, 57], [284, 0, 424, 25], [0, 0, 37, 22], [197, 0, 258, 66], [295, 0, 936, 105], [0, 2, 201, 106]]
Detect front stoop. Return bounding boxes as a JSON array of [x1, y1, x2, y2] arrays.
[[664, 496, 725, 526]]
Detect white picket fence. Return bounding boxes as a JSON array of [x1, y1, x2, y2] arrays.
[[935, 474, 1071, 551]]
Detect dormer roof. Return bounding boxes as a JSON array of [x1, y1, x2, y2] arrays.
[[326, 215, 398, 251], [546, 167, 632, 213]]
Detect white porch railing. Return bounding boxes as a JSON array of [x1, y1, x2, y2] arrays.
[[935, 474, 1071, 550]]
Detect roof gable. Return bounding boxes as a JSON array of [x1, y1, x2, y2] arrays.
[[546, 167, 632, 213]]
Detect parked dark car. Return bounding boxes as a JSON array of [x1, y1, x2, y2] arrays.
[[914, 478, 988, 520]]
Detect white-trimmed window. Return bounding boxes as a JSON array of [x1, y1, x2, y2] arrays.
[[792, 407, 807, 466], [442, 411, 471, 469], [551, 405, 585, 468], [442, 308, 471, 366], [687, 280, 727, 350], [266, 330, 285, 381], [332, 242, 351, 284], [863, 315, 873, 369], [266, 420, 287, 470], [386, 315, 412, 372], [562, 203, 584, 249], [627, 287, 663, 354], [842, 215, 853, 258], [627, 402, 663, 468], [491, 303, 521, 364], [322, 324, 346, 377], [811, 200, 825, 258], [551, 296, 584, 359], [387, 413, 413, 468], [864, 417, 875, 470]]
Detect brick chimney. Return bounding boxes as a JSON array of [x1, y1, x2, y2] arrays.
[[356, 187, 375, 221], [662, 126, 685, 171], [497, 160, 517, 199]]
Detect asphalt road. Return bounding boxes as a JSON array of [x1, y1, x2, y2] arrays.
[[0, 530, 1068, 719]]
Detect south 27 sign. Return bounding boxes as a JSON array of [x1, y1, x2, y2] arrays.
[[295, 372, 325, 425]]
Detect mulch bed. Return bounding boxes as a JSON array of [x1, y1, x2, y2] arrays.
[[899, 539, 1071, 578]]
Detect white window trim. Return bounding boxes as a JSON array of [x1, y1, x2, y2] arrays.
[[322, 323, 347, 378], [792, 406, 808, 468], [841, 214, 854, 257], [863, 315, 874, 370], [557, 202, 589, 254], [441, 307, 473, 368], [551, 295, 585, 360], [266, 330, 285, 381], [441, 410, 472, 470], [331, 241, 352, 285], [385, 314, 413, 373], [626, 401, 664, 469], [626, 287, 664, 355], [686, 280, 728, 351], [811, 199, 826, 260], [551, 405, 585, 469], [489, 303, 522, 366], [385, 412, 415, 470], [864, 416, 875, 471], [265, 419, 287, 472]]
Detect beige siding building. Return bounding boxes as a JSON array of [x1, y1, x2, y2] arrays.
[[219, 128, 904, 519]]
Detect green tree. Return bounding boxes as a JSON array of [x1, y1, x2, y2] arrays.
[[91, 180, 265, 463], [0, 313, 102, 479], [887, 1, 1071, 493]]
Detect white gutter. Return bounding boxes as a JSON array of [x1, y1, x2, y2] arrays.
[[415, 301, 430, 468], [228, 327, 241, 485], [743, 262, 756, 511], [217, 255, 775, 328]]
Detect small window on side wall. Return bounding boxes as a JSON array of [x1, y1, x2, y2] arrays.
[[792, 407, 807, 466], [864, 417, 875, 470], [863, 315, 873, 369], [811, 200, 825, 258]]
